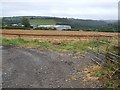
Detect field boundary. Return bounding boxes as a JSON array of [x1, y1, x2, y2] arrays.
[[88, 34, 120, 73]]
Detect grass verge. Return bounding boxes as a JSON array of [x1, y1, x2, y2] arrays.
[[0, 38, 91, 53]]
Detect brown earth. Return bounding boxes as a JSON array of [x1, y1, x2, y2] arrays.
[[0, 29, 119, 42]]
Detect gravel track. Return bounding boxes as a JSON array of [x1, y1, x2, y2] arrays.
[[2, 45, 102, 88]]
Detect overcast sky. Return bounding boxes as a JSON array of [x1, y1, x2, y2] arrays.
[[0, 0, 119, 20]]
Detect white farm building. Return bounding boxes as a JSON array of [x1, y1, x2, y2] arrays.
[[36, 25, 71, 30]]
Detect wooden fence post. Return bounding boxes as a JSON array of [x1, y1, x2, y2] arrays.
[[105, 45, 109, 63]]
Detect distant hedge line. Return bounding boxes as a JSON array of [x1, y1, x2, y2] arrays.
[[2, 26, 30, 30], [2, 26, 57, 30], [1, 26, 119, 32]]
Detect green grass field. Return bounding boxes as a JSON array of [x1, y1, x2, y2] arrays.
[[29, 19, 56, 25]]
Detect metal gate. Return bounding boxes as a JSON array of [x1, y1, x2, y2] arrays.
[[88, 32, 120, 73]]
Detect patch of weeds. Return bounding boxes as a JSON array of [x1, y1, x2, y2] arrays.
[[108, 45, 119, 54], [54, 44, 74, 52], [36, 41, 53, 49], [54, 41, 90, 52], [90, 70, 104, 77], [86, 64, 120, 88], [89, 40, 110, 48]]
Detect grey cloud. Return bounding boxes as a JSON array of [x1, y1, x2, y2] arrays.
[[1, 0, 118, 20]]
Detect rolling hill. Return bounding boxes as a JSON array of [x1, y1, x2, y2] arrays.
[[1, 16, 118, 32]]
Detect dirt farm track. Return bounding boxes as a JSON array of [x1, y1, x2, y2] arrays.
[[0, 29, 119, 42]]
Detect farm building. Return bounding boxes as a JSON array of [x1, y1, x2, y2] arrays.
[[12, 23, 24, 27], [54, 25, 71, 30], [35, 25, 71, 30], [12, 24, 18, 26]]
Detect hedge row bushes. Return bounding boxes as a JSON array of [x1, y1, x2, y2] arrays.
[[2, 26, 30, 30]]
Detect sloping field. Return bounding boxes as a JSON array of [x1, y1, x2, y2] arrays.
[[30, 19, 56, 25]]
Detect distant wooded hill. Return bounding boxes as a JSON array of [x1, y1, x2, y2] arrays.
[[1, 16, 118, 32]]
